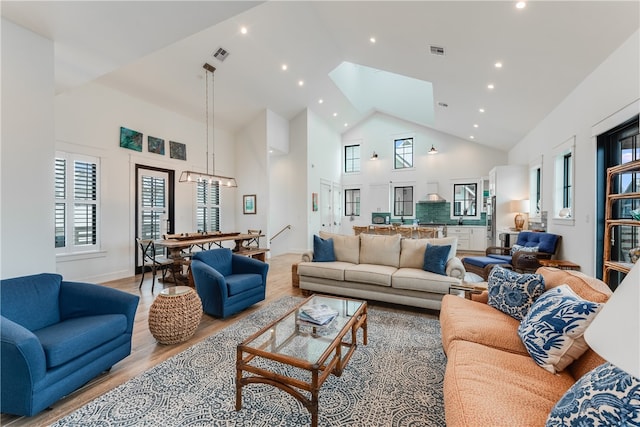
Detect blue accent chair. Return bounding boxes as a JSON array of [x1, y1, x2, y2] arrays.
[[0, 273, 139, 416], [191, 249, 269, 318], [463, 231, 561, 279]]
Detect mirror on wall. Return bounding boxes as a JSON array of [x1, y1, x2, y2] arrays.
[[452, 183, 478, 217]]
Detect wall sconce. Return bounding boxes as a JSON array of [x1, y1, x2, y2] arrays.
[[428, 145, 438, 155], [370, 151, 379, 160]]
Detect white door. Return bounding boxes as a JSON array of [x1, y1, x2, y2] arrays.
[[320, 181, 332, 233], [333, 183, 342, 232]]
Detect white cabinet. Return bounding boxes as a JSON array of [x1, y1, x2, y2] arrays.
[[447, 226, 486, 252]]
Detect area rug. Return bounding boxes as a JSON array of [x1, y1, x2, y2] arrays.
[[53, 297, 446, 426]]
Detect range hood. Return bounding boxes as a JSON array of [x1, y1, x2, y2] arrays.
[[425, 182, 446, 202]]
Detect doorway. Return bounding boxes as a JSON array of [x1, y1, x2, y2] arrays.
[[135, 165, 175, 273]]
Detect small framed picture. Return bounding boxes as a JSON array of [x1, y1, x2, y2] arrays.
[[312, 192, 318, 211], [243, 194, 256, 215]]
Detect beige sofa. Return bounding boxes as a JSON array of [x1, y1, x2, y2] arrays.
[[297, 231, 466, 310]]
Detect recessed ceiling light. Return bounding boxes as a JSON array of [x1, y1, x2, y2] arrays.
[[333, 112, 338, 117], [318, 99, 324, 104], [494, 62, 503, 68], [470, 136, 475, 139], [516, 2, 526, 9], [487, 84, 495, 90], [473, 124, 479, 128], [370, 37, 376, 44], [240, 26, 248, 34], [479, 108, 485, 113], [281, 64, 288, 71], [344, 123, 348, 127], [298, 80, 304, 87]]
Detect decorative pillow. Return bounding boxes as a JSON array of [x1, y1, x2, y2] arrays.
[[487, 266, 545, 321], [546, 362, 640, 426], [319, 231, 359, 264], [422, 244, 451, 276], [518, 284, 603, 373], [313, 235, 335, 262], [510, 244, 540, 255]]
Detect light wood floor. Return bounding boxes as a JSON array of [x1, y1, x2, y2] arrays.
[[1, 253, 439, 426]]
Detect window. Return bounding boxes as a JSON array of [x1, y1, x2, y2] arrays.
[[452, 183, 477, 217], [139, 173, 166, 240], [345, 189, 360, 216], [394, 138, 413, 169], [553, 136, 575, 221], [55, 153, 99, 252], [196, 181, 220, 232], [344, 145, 360, 173], [529, 156, 543, 217], [393, 186, 413, 216]]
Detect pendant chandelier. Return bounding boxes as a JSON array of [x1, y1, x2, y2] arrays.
[[179, 63, 237, 187]]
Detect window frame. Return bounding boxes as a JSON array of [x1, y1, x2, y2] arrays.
[[529, 155, 543, 218], [344, 188, 361, 216], [553, 136, 575, 225], [195, 180, 221, 233], [393, 137, 414, 170], [55, 151, 100, 254], [393, 185, 414, 217], [344, 144, 361, 174]]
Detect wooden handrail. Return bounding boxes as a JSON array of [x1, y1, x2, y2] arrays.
[[270, 225, 291, 243]]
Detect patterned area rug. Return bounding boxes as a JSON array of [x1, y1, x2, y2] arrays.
[[53, 297, 446, 426]]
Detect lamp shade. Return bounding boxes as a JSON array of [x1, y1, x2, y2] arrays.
[[510, 199, 529, 213], [584, 261, 640, 378]]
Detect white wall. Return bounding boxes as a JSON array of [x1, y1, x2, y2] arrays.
[[508, 30, 640, 276], [342, 112, 508, 230], [53, 82, 236, 282], [1, 19, 56, 278]]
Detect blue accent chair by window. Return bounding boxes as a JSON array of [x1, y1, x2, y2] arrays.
[[191, 248, 269, 318], [0, 273, 139, 416], [463, 231, 561, 279]]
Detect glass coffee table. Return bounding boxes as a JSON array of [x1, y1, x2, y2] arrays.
[[236, 294, 368, 427]]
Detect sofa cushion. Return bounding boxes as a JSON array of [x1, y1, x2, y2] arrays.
[[537, 267, 612, 302], [297, 261, 352, 281], [487, 266, 545, 321], [319, 231, 360, 264], [423, 244, 451, 275], [33, 314, 127, 368], [0, 273, 62, 331], [515, 231, 559, 254], [313, 235, 335, 262], [359, 234, 401, 268], [444, 339, 575, 427], [344, 264, 396, 287], [546, 362, 640, 427], [392, 268, 459, 293], [440, 295, 528, 356], [518, 284, 603, 374], [226, 273, 264, 296], [399, 237, 458, 268]]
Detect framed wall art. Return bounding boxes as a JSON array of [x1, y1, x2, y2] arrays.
[[243, 194, 256, 215], [148, 136, 165, 155], [169, 140, 187, 160], [119, 126, 142, 152]]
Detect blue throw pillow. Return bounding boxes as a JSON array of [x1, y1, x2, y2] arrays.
[[487, 266, 545, 321], [423, 244, 451, 276], [546, 362, 640, 426], [313, 235, 335, 262], [518, 284, 602, 373]]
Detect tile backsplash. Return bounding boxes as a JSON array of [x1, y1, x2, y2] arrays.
[[416, 202, 486, 226]]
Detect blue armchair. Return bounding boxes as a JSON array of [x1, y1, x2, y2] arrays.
[[191, 249, 268, 318], [0, 273, 139, 416], [463, 231, 561, 279]]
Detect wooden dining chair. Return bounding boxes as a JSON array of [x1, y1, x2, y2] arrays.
[[137, 238, 174, 292], [353, 226, 369, 236], [245, 229, 261, 248], [395, 227, 413, 238], [417, 227, 438, 238], [373, 226, 392, 235]]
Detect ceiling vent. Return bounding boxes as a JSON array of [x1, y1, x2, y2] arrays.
[[212, 47, 230, 62], [429, 45, 445, 56]]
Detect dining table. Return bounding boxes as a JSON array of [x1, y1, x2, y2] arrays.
[[154, 232, 265, 286]]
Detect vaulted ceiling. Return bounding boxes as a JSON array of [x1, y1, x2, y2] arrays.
[[3, 1, 639, 151]]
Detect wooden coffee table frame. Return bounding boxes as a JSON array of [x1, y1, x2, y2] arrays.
[[236, 295, 367, 427]]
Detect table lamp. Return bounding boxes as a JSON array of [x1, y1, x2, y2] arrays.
[[510, 200, 529, 231], [584, 261, 640, 378]]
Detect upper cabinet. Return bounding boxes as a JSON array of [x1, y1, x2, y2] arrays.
[[450, 178, 483, 220]]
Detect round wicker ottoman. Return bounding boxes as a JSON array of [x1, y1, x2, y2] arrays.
[[149, 286, 203, 345]]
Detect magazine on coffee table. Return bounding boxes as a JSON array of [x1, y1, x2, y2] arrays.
[[298, 303, 338, 326]]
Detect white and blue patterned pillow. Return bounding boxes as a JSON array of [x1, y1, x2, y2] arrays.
[[487, 266, 545, 321], [518, 284, 603, 373], [546, 362, 640, 426], [510, 244, 539, 255]]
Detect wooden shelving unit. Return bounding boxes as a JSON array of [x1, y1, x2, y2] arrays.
[[603, 159, 640, 284]]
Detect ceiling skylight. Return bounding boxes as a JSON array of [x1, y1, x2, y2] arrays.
[[329, 61, 434, 128]]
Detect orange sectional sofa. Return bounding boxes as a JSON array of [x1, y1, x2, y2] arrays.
[[439, 267, 612, 426]]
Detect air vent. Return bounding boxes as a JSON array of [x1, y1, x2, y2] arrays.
[[213, 47, 230, 62], [430, 45, 445, 56]]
